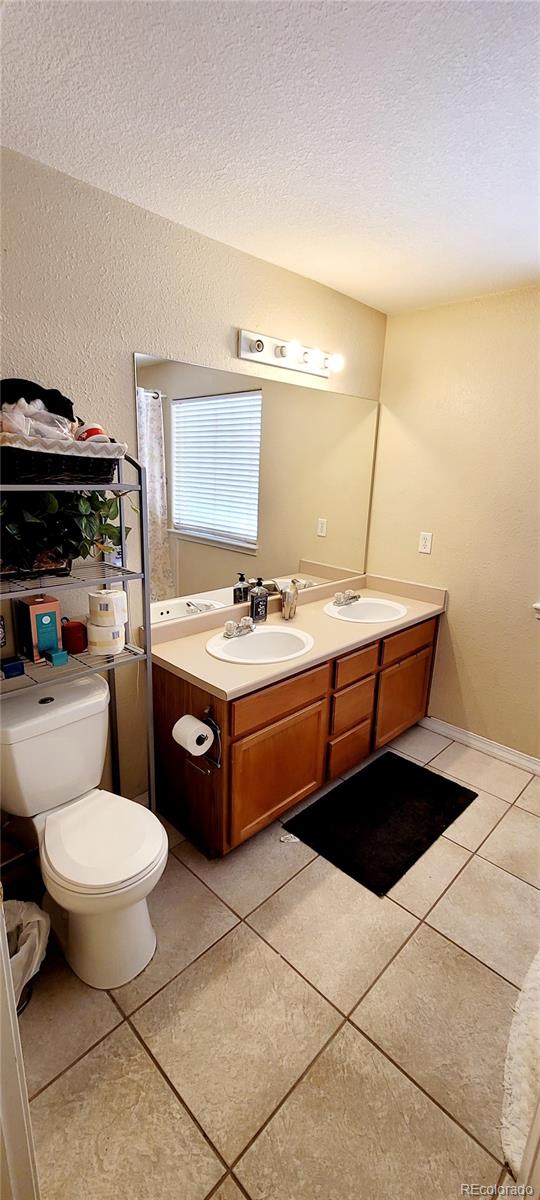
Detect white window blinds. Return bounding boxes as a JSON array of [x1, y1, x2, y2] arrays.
[[170, 390, 262, 549]]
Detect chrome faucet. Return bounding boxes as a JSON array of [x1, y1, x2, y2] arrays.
[[333, 589, 361, 607], [223, 616, 255, 639], [273, 578, 299, 621]]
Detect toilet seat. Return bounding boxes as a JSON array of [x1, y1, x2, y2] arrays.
[[41, 789, 167, 894]]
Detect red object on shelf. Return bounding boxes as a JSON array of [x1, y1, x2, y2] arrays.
[[61, 619, 88, 654]]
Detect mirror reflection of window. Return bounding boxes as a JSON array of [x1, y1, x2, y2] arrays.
[[171, 391, 262, 552]]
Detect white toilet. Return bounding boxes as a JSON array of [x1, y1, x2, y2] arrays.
[[0, 676, 168, 990]]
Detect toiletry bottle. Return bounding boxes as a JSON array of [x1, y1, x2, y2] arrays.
[[233, 572, 249, 604], [249, 578, 268, 623]]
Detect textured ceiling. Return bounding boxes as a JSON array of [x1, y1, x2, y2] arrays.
[[2, 0, 538, 312]]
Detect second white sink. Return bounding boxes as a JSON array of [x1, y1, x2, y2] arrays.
[[324, 597, 407, 623], [206, 625, 314, 664]]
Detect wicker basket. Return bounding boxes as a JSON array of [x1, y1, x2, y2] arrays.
[[1, 445, 117, 485]]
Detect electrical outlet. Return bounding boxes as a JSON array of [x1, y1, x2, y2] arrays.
[[418, 531, 433, 554], [317, 517, 328, 537]]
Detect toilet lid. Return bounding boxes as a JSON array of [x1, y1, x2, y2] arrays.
[[43, 790, 166, 890]]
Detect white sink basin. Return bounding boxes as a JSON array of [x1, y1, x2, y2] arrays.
[[206, 625, 314, 664], [324, 597, 407, 623]]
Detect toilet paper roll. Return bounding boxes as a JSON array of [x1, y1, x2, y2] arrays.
[[87, 622, 126, 656], [87, 590, 128, 627], [172, 714, 214, 757]]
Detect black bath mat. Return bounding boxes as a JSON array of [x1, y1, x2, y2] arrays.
[[283, 752, 477, 896]]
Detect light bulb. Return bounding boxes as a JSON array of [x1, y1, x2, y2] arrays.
[[330, 353, 345, 373]]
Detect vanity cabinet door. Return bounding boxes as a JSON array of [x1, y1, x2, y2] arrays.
[[230, 699, 328, 846], [375, 646, 433, 748]]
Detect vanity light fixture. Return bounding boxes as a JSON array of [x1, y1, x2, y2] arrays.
[[238, 329, 345, 378]]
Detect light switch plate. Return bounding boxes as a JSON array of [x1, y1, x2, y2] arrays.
[[418, 531, 433, 554]]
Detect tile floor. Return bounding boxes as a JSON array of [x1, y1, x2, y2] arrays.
[[19, 726, 539, 1200]]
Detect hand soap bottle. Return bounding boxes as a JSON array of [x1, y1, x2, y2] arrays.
[[233, 572, 249, 604], [249, 578, 268, 623]]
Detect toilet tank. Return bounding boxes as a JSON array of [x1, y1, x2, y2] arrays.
[[0, 676, 110, 817]]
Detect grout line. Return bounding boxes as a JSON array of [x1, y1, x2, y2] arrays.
[[242, 854, 319, 919], [227, 1017, 348, 1172], [172, 837, 320, 923], [474, 852, 540, 893], [427, 757, 532, 805], [241, 919, 347, 1019], [126, 1015, 232, 1177], [343, 915, 423, 1016], [228, 1172, 253, 1199], [117, 922, 240, 1018], [422, 923, 521, 992], [350, 1023, 504, 1167], [28, 1016, 125, 1103]]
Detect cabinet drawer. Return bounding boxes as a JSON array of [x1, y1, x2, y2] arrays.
[[327, 719, 372, 780], [331, 674, 376, 737], [231, 662, 331, 738], [381, 618, 436, 667], [334, 642, 379, 690], [375, 646, 433, 748], [231, 699, 328, 844]]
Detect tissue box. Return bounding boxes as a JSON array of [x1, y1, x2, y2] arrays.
[[15, 595, 61, 663]]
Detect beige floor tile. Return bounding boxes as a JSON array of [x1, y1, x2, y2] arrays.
[[213, 1180, 244, 1200], [248, 856, 417, 1011], [20, 941, 121, 1097], [442, 790, 510, 851], [351, 925, 517, 1159], [30, 1024, 223, 1200], [388, 836, 470, 917], [429, 743, 532, 801], [235, 1024, 497, 1200], [390, 724, 452, 762], [173, 823, 317, 917], [515, 774, 540, 817], [478, 805, 540, 889], [111, 854, 238, 1014], [132, 923, 340, 1163], [428, 856, 540, 986]]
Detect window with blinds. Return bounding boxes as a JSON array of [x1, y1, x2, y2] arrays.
[[170, 390, 262, 550]]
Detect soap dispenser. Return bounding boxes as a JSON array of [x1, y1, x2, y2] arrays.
[[249, 578, 269, 623], [233, 572, 249, 604]]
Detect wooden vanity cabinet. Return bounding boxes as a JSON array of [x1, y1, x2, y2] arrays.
[[153, 615, 438, 857], [374, 645, 433, 747], [230, 698, 328, 845]]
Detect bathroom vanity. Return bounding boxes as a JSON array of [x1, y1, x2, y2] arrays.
[[152, 577, 446, 857]]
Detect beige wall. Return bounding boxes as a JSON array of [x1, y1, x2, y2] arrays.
[[136, 359, 378, 595], [367, 287, 540, 757], [1, 148, 386, 795]]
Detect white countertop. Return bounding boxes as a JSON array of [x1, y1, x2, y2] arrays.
[[152, 578, 447, 701]]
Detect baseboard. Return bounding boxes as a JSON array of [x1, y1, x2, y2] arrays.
[[420, 718, 540, 776]]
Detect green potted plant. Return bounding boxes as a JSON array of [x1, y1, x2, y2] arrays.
[[0, 491, 131, 578]]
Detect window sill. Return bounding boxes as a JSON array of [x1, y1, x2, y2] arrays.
[[167, 529, 258, 555]]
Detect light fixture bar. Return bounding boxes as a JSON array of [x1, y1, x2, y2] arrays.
[[237, 329, 344, 378]]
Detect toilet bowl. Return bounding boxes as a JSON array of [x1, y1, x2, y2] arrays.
[[38, 789, 168, 988], [0, 676, 167, 989]]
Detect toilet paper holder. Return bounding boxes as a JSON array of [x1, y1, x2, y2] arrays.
[[186, 708, 222, 776]]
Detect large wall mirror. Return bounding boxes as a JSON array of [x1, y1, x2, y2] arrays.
[[134, 354, 378, 616]]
